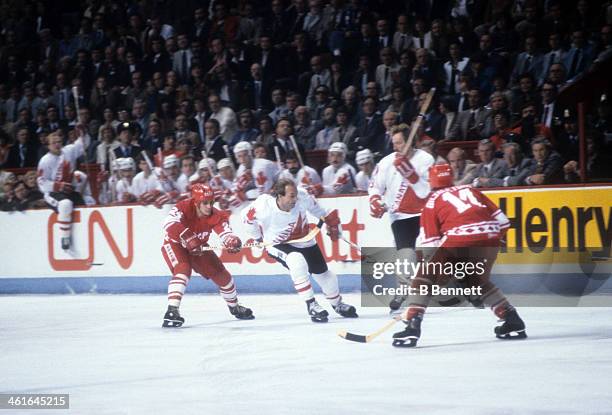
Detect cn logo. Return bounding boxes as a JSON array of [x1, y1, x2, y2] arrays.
[[48, 209, 134, 271]]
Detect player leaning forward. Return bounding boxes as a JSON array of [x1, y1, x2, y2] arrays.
[[368, 123, 434, 312], [241, 179, 358, 322], [392, 164, 526, 347], [161, 184, 254, 327]]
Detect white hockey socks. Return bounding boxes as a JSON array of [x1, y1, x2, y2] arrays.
[[312, 270, 341, 306], [167, 273, 189, 308], [286, 252, 315, 301], [57, 199, 74, 240], [219, 278, 238, 307]]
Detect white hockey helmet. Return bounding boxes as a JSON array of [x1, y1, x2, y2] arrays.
[[329, 142, 347, 156], [117, 157, 135, 170], [217, 158, 234, 170], [233, 141, 253, 156], [198, 158, 217, 173], [162, 154, 179, 169], [355, 149, 374, 165]]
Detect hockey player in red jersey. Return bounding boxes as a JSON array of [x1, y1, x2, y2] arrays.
[[392, 164, 526, 347], [160, 184, 254, 327]]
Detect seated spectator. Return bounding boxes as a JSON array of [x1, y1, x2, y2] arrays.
[[447, 147, 477, 186], [489, 110, 513, 150], [202, 119, 227, 162], [113, 122, 142, 159], [293, 106, 317, 150], [484, 142, 535, 187], [511, 102, 554, 153], [254, 116, 274, 146], [208, 94, 237, 143], [438, 97, 458, 142], [253, 143, 268, 159], [564, 135, 612, 183], [22, 170, 45, 206], [230, 109, 259, 147], [448, 88, 491, 140], [525, 137, 564, 185], [5, 127, 39, 168], [309, 85, 331, 123], [330, 106, 357, 149], [0, 172, 17, 204], [314, 106, 336, 150], [352, 97, 385, 156], [471, 138, 506, 188], [0, 180, 33, 211], [268, 117, 304, 162]]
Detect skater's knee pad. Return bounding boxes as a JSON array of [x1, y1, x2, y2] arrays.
[[286, 252, 309, 283], [57, 199, 74, 219]]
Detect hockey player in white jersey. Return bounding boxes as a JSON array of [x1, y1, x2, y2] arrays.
[[176, 154, 196, 192], [72, 170, 96, 205], [114, 157, 138, 203], [368, 123, 434, 312], [354, 149, 374, 191], [230, 141, 279, 209], [277, 151, 322, 194], [155, 154, 186, 207], [37, 126, 91, 250], [189, 158, 217, 186], [133, 153, 162, 204], [321, 142, 356, 195], [241, 178, 358, 322]]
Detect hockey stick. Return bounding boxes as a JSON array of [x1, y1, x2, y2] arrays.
[[273, 145, 282, 170], [201, 218, 325, 251], [401, 87, 436, 156], [340, 235, 362, 254], [338, 316, 401, 343]]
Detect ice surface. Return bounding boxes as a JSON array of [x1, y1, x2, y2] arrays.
[[1, 294, 611, 415]]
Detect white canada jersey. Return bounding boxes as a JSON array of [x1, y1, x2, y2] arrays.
[[322, 162, 356, 194], [176, 173, 191, 193], [36, 134, 89, 194], [116, 178, 137, 201], [235, 158, 280, 195], [369, 149, 434, 222], [157, 174, 181, 194], [132, 169, 161, 196], [278, 166, 322, 189], [73, 170, 95, 205], [241, 189, 327, 248], [354, 171, 371, 191]]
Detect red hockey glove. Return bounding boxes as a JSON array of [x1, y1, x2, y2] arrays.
[[245, 237, 263, 247], [54, 181, 73, 193], [306, 183, 323, 197], [180, 229, 203, 255], [222, 234, 242, 253], [236, 170, 253, 191], [324, 209, 341, 241], [393, 153, 418, 183], [369, 194, 386, 218], [121, 192, 136, 203]]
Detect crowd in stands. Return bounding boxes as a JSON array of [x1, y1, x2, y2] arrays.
[[1, 0, 612, 211]]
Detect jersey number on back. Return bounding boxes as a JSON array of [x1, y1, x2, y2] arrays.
[[441, 188, 485, 213]]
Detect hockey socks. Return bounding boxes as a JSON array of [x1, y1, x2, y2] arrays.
[[167, 273, 189, 308], [219, 278, 238, 307], [312, 270, 340, 306]]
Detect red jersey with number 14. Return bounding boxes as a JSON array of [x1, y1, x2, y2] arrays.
[[163, 199, 233, 246], [417, 185, 509, 248]]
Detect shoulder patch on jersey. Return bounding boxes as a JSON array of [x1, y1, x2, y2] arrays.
[[245, 206, 257, 223]]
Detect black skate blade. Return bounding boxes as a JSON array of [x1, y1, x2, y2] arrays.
[[392, 338, 418, 348], [311, 316, 329, 323], [496, 330, 527, 340], [338, 331, 367, 343], [162, 319, 183, 328], [234, 314, 255, 320]]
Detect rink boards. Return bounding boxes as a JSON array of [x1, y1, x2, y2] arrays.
[[0, 185, 610, 294]]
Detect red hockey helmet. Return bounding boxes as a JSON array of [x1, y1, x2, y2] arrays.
[[429, 164, 454, 189], [191, 184, 215, 204]]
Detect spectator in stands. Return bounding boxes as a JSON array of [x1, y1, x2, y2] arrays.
[[0, 180, 32, 211], [315, 106, 337, 150], [471, 138, 506, 188], [268, 117, 304, 162], [22, 170, 45, 207], [330, 106, 357, 148], [255, 116, 274, 146], [253, 143, 268, 160], [5, 128, 39, 168], [511, 102, 553, 153], [438, 97, 458, 142], [173, 113, 199, 146], [202, 119, 226, 162], [113, 122, 142, 159], [448, 88, 491, 141], [353, 97, 385, 156], [564, 135, 612, 183], [376, 47, 400, 102], [447, 147, 477, 186], [293, 106, 317, 150], [541, 33, 567, 86], [310, 85, 331, 123], [511, 35, 544, 87], [230, 110, 258, 147], [443, 42, 470, 95], [484, 142, 535, 187], [526, 137, 564, 185], [208, 94, 237, 143], [96, 126, 119, 166], [564, 29, 595, 81], [539, 82, 562, 133], [546, 62, 567, 87], [268, 88, 288, 126]]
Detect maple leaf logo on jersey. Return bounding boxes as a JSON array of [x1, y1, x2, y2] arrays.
[[287, 213, 308, 240], [301, 171, 310, 185], [246, 206, 257, 223], [256, 171, 267, 186]]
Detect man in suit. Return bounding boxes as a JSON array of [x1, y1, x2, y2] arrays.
[[564, 29, 595, 81], [511, 35, 544, 87], [267, 117, 305, 162], [448, 89, 491, 141], [538, 81, 563, 134], [172, 33, 193, 85], [540, 32, 566, 85], [484, 142, 535, 187], [201, 118, 227, 162], [242, 63, 271, 112], [144, 36, 172, 78], [5, 128, 39, 168], [471, 138, 507, 188], [375, 48, 401, 102], [351, 97, 385, 157], [392, 15, 414, 55], [526, 137, 564, 185], [352, 54, 376, 97], [447, 147, 478, 186]]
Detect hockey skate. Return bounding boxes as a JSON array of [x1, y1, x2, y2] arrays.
[[332, 300, 358, 318], [61, 236, 71, 250], [229, 304, 255, 320], [162, 306, 185, 328], [495, 309, 527, 340], [306, 299, 329, 323], [389, 294, 406, 313], [392, 314, 422, 348]]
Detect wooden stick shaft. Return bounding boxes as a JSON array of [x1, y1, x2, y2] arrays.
[[401, 87, 436, 155]]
